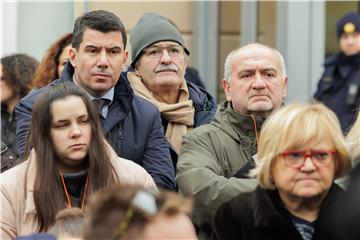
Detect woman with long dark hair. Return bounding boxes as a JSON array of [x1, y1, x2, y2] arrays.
[[0, 82, 156, 239]]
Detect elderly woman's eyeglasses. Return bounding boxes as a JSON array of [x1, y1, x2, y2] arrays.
[[280, 150, 336, 168], [142, 45, 185, 59]]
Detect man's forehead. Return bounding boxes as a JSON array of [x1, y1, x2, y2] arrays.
[[150, 41, 180, 47], [233, 54, 280, 72], [341, 32, 360, 37], [80, 28, 124, 48], [239, 46, 278, 60]]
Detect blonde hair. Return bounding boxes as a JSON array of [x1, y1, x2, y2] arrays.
[[251, 103, 352, 189], [346, 110, 360, 161]]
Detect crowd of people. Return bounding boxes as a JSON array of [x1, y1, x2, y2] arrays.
[[0, 9, 359, 240]]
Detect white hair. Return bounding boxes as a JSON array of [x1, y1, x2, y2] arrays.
[[223, 43, 287, 83]]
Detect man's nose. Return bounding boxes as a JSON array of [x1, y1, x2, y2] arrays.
[[97, 49, 109, 68], [159, 49, 171, 64], [252, 72, 266, 88]]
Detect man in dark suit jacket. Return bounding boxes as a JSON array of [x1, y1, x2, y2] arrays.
[[15, 10, 176, 191]]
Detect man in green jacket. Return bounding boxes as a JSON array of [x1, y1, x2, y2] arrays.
[[176, 43, 288, 238]]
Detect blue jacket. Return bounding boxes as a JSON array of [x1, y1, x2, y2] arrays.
[[314, 52, 360, 133], [187, 81, 217, 127], [15, 63, 176, 190]]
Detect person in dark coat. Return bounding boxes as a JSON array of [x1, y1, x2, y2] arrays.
[[1, 53, 38, 163], [213, 103, 352, 240], [324, 155, 359, 240], [126, 13, 217, 168], [185, 67, 206, 90], [15, 10, 176, 191], [346, 110, 360, 161], [314, 12, 360, 133], [329, 113, 360, 240]]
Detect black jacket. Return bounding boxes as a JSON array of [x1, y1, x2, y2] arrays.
[[213, 185, 343, 240], [330, 158, 360, 240], [1, 105, 18, 157], [314, 52, 360, 133], [15, 63, 176, 190]]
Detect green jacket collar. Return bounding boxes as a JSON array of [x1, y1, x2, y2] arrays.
[[212, 101, 266, 143]]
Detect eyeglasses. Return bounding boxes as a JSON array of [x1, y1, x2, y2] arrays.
[[280, 149, 336, 169], [142, 45, 185, 59]]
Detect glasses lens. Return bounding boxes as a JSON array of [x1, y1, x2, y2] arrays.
[[283, 151, 305, 167], [144, 45, 184, 59], [282, 150, 334, 168], [168, 46, 184, 57], [144, 47, 162, 59], [311, 150, 332, 166]]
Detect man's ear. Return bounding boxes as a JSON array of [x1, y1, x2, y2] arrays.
[[222, 79, 232, 101], [122, 50, 129, 69], [133, 60, 142, 77], [184, 54, 188, 69], [282, 76, 288, 98], [69, 47, 77, 67]]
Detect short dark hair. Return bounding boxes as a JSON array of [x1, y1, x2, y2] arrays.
[[72, 10, 127, 49], [1, 53, 38, 98]]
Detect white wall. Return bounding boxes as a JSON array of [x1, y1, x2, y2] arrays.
[[2, 1, 74, 61]]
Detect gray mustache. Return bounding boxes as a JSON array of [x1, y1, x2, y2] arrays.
[[155, 64, 178, 72]]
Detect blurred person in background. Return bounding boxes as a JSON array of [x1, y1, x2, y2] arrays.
[[314, 12, 360, 133], [32, 33, 72, 88], [1, 83, 156, 239], [0, 53, 38, 161], [1, 141, 19, 173], [83, 184, 197, 240], [47, 208, 84, 240], [213, 103, 351, 240], [346, 110, 360, 162], [334, 154, 360, 240], [330, 111, 360, 240]]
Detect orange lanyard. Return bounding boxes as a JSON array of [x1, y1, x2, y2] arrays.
[[59, 171, 88, 210]]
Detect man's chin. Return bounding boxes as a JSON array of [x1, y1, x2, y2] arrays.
[[155, 77, 183, 86], [248, 102, 273, 112]]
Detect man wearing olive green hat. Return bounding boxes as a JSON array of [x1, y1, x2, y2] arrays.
[[314, 11, 360, 133], [127, 13, 216, 168]]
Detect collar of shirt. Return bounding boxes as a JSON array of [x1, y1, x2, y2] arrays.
[[72, 75, 114, 118]]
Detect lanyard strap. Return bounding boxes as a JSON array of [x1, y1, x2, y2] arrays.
[[59, 171, 88, 210]]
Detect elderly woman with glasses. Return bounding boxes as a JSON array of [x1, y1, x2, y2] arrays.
[[213, 103, 352, 240]]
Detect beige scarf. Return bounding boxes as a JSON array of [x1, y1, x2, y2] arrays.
[[127, 72, 194, 153]]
